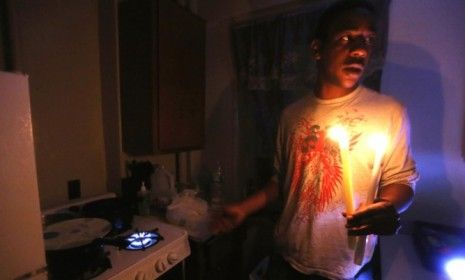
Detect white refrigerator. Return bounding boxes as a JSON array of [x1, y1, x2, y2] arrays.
[[0, 71, 47, 279]]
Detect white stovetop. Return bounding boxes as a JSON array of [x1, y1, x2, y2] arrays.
[[42, 194, 191, 280], [95, 215, 190, 280]]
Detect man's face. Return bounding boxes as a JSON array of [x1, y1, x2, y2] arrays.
[[314, 11, 376, 90]]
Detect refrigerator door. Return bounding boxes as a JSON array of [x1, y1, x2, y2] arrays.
[[0, 71, 47, 279]]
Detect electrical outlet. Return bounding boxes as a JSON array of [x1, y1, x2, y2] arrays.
[[67, 179, 81, 200]]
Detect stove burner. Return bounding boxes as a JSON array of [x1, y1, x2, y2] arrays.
[[125, 229, 163, 250]]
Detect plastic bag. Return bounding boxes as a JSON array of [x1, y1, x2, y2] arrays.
[[166, 189, 211, 241], [151, 165, 176, 209]]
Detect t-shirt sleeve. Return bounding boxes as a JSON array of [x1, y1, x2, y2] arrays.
[[379, 106, 419, 191], [272, 115, 285, 185]]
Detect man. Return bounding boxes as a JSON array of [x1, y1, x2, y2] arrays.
[[211, 1, 419, 279]]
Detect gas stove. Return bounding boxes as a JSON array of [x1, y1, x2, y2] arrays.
[[95, 215, 190, 280], [42, 194, 191, 280]]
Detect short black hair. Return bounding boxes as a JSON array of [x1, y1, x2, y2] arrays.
[[314, 0, 377, 42]]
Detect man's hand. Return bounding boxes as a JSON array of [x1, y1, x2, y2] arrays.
[[209, 204, 247, 235], [346, 183, 414, 235], [345, 199, 401, 236], [210, 181, 279, 235]]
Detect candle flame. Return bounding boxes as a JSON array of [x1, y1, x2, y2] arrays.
[[328, 125, 349, 149]]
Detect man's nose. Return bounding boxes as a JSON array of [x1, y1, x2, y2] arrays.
[[349, 37, 371, 57], [350, 46, 368, 58]]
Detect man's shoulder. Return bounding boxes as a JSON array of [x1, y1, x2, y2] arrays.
[[359, 86, 405, 111]]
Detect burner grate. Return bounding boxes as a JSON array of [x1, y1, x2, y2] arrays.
[[125, 229, 164, 250]]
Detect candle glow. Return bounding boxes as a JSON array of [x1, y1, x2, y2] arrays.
[[354, 132, 388, 265], [367, 133, 388, 178]]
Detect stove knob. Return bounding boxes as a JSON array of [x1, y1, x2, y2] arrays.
[[167, 252, 179, 265], [135, 271, 147, 280], [155, 259, 167, 273]]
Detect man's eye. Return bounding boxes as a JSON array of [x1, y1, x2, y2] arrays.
[[337, 34, 376, 46], [339, 35, 350, 43], [365, 36, 376, 46]]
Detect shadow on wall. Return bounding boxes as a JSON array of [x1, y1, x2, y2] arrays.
[[463, 82, 465, 162], [381, 42, 463, 226]]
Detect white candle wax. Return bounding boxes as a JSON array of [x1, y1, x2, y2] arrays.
[[354, 133, 388, 265], [328, 126, 355, 214]]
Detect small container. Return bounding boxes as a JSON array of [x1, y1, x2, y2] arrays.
[[137, 182, 151, 216]]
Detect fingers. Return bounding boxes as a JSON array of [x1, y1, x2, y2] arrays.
[[209, 211, 231, 235], [350, 201, 397, 223], [347, 216, 401, 235], [348, 201, 398, 224], [210, 216, 237, 235], [209, 206, 246, 235], [345, 201, 401, 235]]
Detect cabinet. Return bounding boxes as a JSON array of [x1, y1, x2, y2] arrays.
[[119, 0, 205, 155], [186, 231, 245, 280]]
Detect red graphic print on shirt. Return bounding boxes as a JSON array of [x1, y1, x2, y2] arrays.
[[289, 116, 362, 222]]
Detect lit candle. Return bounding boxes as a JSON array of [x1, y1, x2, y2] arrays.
[[328, 125, 355, 214], [354, 133, 388, 265]]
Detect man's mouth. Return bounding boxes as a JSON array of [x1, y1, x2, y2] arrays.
[[342, 64, 364, 75], [342, 57, 366, 74]]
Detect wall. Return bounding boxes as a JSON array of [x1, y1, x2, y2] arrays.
[[8, 0, 107, 208], [381, 0, 465, 226], [197, 0, 303, 202], [4, 0, 207, 209], [380, 0, 465, 278], [0, 1, 7, 70]]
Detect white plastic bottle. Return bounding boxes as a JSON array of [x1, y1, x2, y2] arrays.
[[138, 181, 151, 216]]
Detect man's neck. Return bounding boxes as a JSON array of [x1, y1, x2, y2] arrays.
[[314, 82, 359, 100]]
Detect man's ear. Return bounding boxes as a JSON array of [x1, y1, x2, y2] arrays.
[[311, 39, 322, 60]]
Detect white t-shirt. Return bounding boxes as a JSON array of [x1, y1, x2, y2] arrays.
[[273, 86, 419, 279]]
